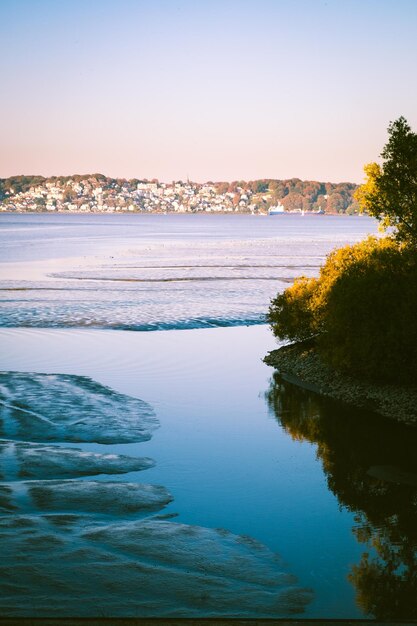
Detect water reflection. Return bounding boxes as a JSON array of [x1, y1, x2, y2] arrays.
[[266, 373, 417, 619]]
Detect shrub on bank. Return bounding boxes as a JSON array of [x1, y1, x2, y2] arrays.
[[267, 276, 319, 342], [268, 236, 417, 384]]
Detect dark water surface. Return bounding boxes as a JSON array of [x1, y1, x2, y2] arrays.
[[1, 214, 416, 618]]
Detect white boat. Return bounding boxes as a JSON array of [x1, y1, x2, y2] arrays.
[[268, 203, 285, 215]]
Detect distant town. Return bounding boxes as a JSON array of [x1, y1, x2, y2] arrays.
[[0, 175, 359, 215]]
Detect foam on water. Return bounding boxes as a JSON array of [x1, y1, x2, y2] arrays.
[[0, 371, 157, 443], [0, 364, 314, 617]]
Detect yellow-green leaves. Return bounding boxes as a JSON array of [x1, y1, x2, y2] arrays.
[[268, 236, 417, 383], [355, 118, 417, 245], [267, 276, 319, 342], [354, 162, 383, 215]]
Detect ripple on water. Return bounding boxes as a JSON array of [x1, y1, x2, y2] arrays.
[[0, 232, 335, 332]]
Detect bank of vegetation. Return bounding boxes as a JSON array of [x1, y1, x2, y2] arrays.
[[266, 118, 417, 416]]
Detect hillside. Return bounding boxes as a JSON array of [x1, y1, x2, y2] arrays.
[[0, 175, 359, 214]]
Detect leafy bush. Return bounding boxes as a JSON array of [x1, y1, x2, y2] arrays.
[[320, 239, 417, 383], [268, 237, 417, 384], [268, 276, 319, 342]]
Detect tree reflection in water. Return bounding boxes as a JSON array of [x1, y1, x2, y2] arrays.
[[266, 372, 417, 619]]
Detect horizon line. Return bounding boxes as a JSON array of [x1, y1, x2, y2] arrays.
[[0, 172, 360, 186]]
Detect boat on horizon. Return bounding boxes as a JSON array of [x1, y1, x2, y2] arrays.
[[268, 202, 285, 215]]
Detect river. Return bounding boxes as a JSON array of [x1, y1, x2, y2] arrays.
[[1, 213, 415, 619]]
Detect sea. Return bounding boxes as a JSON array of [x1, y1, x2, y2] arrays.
[[1, 213, 416, 619]]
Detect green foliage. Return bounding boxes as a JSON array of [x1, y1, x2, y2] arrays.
[[268, 236, 417, 383], [0, 175, 46, 194], [355, 117, 417, 245], [268, 276, 319, 342], [320, 239, 417, 382]]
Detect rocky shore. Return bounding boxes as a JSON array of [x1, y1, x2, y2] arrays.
[[264, 342, 417, 426]]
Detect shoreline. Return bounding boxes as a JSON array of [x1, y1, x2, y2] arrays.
[[264, 341, 417, 427], [0, 209, 353, 216]]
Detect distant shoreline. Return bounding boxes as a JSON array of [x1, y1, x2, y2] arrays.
[[264, 341, 417, 426], [0, 210, 354, 216]]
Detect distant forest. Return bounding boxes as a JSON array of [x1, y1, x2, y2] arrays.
[[213, 178, 359, 213]]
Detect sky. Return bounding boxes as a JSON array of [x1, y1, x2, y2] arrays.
[[1, 0, 417, 183]]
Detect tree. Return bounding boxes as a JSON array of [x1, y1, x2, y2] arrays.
[[355, 117, 417, 245], [268, 236, 417, 383]]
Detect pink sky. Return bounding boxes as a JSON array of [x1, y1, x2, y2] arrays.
[[1, 0, 417, 183]]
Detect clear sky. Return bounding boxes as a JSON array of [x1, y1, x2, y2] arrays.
[[1, 0, 416, 183]]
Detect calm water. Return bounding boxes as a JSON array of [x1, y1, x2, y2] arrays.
[[1, 213, 416, 618], [0, 213, 377, 330]]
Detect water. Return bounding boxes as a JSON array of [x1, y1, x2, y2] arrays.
[[1, 213, 416, 618], [0, 213, 375, 330]]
